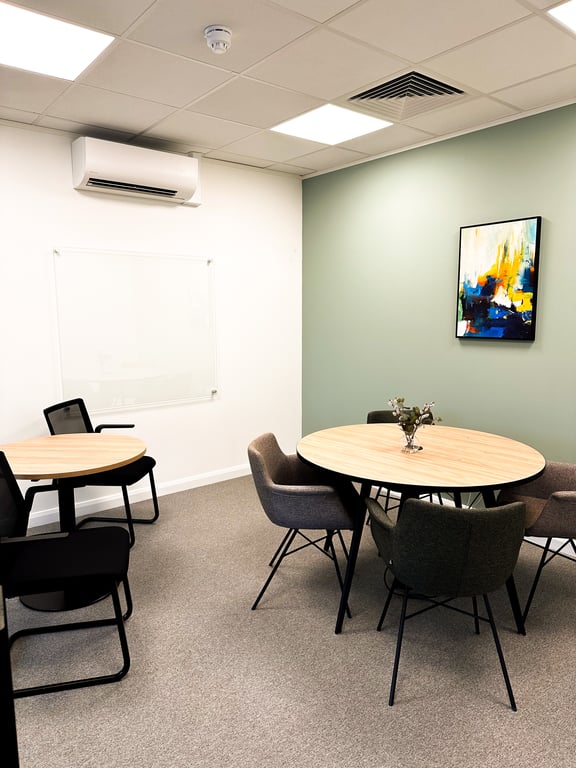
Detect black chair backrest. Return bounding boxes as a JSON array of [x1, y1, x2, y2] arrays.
[[367, 410, 397, 424], [0, 452, 30, 537], [372, 498, 525, 597], [44, 398, 93, 435]]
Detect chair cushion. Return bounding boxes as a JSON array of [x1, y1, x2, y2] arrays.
[[1, 527, 130, 597], [73, 455, 156, 487]]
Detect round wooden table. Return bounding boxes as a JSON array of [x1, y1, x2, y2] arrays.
[[297, 423, 545, 634], [297, 423, 545, 499], [0, 433, 146, 610]]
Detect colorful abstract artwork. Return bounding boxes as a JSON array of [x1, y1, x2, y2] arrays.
[[456, 216, 542, 340]]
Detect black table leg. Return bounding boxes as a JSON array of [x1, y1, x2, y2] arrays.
[[505, 575, 526, 635], [335, 512, 365, 634]]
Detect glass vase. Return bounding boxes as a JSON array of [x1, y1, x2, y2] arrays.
[[401, 427, 422, 453]]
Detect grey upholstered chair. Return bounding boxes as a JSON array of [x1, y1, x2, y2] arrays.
[[367, 496, 525, 710], [248, 433, 364, 622], [498, 461, 576, 621]]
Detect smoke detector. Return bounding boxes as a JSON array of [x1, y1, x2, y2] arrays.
[[204, 25, 232, 55]]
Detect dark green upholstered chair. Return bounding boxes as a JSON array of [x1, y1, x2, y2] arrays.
[[498, 461, 576, 621], [367, 496, 525, 710], [248, 433, 364, 622], [0, 451, 132, 698]]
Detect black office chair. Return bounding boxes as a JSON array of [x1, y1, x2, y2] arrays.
[[367, 496, 525, 710], [248, 433, 364, 623], [35, 397, 160, 546], [0, 451, 132, 697]]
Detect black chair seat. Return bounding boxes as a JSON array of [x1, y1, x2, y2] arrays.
[[2, 528, 129, 597], [79, 455, 156, 487]]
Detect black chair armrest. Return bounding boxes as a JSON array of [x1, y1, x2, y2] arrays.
[[95, 423, 135, 432]]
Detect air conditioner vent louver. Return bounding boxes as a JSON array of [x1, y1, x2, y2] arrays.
[[349, 71, 466, 121], [87, 178, 179, 197]]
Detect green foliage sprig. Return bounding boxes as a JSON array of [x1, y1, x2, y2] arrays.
[[388, 396, 440, 436]]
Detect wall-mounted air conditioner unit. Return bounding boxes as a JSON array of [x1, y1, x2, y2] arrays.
[[71, 137, 201, 206]]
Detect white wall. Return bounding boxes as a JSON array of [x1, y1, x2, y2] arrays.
[[0, 122, 302, 525]]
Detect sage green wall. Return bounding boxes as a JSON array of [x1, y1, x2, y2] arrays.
[[302, 104, 576, 461]]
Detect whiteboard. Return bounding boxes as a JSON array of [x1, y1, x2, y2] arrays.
[[53, 248, 216, 412]]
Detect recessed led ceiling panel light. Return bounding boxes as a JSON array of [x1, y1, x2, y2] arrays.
[[271, 104, 392, 145], [548, 0, 576, 33], [0, 2, 114, 80]]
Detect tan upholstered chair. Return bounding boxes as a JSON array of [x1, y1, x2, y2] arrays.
[[498, 461, 576, 620]]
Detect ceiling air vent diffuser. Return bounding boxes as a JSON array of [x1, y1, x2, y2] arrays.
[[349, 71, 466, 121]]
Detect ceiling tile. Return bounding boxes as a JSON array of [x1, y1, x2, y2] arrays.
[[495, 66, 576, 110], [44, 84, 175, 132], [218, 130, 325, 162], [269, 0, 360, 23], [203, 149, 272, 168], [143, 110, 258, 148], [0, 66, 69, 112], [427, 17, 576, 92], [329, 0, 530, 61], [288, 145, 367, 171], [128, 0, 314, 72], [187, 77, 322, 128], [11, 0, 157, 35], [81, 41, 232, 107], [341, 124, 435, 154], [266, 160, 317, 174], [34, 115, 138, 143], [248, 28, 405, 100], [403, 96, 518, 134], [0, 106, 38, 123]]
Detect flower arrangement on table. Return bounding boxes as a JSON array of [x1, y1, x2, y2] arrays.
[[388, 396, 440, 452]]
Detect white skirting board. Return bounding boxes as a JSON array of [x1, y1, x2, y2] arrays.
[[26, 463, 250, 529]]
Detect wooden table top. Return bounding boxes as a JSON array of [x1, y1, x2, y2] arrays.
[[297, 423, 545, 491], [0, 433, 147, 480]]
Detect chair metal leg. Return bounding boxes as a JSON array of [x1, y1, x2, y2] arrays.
[[505, 575, 526, 635], [251, 529, 298, 610], [1, 587, 20, 766], [483, 594, 517, 711], [268, 529, 293, 568], [129, 470, 161, 524], [377, 574, 399, 631], [389, 587, 409, 706], [522, 538, 551, 622], [12, 580, 131, 698], [472, 595, 480, 635]]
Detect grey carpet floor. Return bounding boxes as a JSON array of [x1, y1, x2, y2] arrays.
[[8, 475, 576, 767]]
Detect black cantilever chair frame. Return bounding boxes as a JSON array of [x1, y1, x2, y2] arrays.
[[0, 450, 132, 698], [35, 397, 160, 546], [367, 496, 526, 710], [248, 433, 364, 625]]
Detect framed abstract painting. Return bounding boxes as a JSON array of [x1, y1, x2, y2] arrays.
[[456, 216, 542, 340]]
